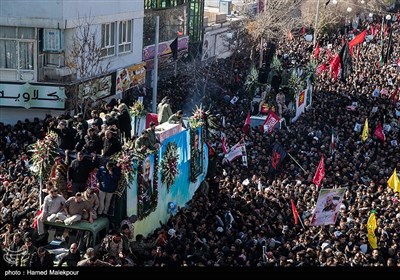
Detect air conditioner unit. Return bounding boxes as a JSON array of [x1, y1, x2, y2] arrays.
[[215, 13, 227, 23], [55, 67, 73, 77], [219, 0, 232, 15], [204, 16, 209, 26]]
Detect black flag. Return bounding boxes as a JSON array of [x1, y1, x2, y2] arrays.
[[384, 26, 393, 64], [169, 37, 178, 61], [339, 42, 352, 82], [325, 0, 330, 7], [271, 143, 287, 170]]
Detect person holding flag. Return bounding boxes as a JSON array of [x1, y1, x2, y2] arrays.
[[373, 123, 385, 142], [367, 211, 378, 249], [270, 143, 287, 171], [330, 129, 335, 155], [387, 169, 400, 193], [243, 112, 251, 135], [361, 118, 369, 142], [313, 154, 325, 188]]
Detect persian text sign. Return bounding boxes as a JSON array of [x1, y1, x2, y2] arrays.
[[0, 83, 65, 109]]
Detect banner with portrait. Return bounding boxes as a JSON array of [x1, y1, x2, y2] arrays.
[[190, 127, 204, 182], [310, 188, 346, 226], [116, 62, 146, 94], [137, 153, 158, 220]]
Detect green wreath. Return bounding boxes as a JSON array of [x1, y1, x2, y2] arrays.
[[161, 142, 179, 191]]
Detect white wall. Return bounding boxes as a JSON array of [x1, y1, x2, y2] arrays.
[[0, 0, 143, 28], [63, 17, 144, 78]]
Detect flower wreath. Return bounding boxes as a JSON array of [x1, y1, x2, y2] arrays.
[[137, 153, 158, 220], [28, 131, 59, 180], [160, 142, 179, 192], [111, 140, 149, 197], [189, 129, 200, 182], [130, 100, 145, 117]]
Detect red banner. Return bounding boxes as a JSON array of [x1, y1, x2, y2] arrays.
[[145, 113, 158, 129], [313, 154, 325, 187], [290, 199, 299, 225], [298, 91, 305, 107], [374, 123, 385, 142], [243, 112, 251, 135], [262, 111, 280, 134]]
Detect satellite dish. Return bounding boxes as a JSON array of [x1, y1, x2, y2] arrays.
[[304, 34, 313, 42]]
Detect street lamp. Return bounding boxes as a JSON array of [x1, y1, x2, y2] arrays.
[[332, 0, 337, 4], [368, 13, 373, 23], [386, 14, 392, 21], [313, 0, 321, 47], [360, 0, 365, 4], [345, 7, 352, 33]]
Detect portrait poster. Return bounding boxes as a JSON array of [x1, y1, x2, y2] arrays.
[[190, 127, 204, 182], [137, 153, 158, 220], [310, 188, 346, 226], [116, 62, 146, 94]]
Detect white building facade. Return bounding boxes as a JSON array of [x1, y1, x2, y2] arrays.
[[0, 0, 144, 124]]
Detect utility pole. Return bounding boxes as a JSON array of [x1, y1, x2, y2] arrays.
[[313, 0, 321, 47], [152, 16, 160, 113]]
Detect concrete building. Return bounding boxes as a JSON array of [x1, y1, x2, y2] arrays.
[[0, 0, 144, 124]]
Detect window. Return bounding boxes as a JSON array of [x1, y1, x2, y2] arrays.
[[118, 20, 132, 54], [101, 23, 115, 57], [0, 27, 35, 81]]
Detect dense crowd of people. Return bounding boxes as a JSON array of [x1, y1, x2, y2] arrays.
[[1, 12, 400, 268]]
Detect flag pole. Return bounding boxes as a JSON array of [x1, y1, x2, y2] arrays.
[[313, 0, 321, 47], [152, 16, 160, 113], [287, 152, 307, 173], [297, 213, 305, 230]]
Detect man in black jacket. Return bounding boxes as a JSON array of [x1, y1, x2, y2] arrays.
[[68, 151, 96, 195]]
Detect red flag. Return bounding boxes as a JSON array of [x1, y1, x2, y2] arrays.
[[290, 199, 299, 225], [369, 25, 374, 36], [243, 112, 251, 134], [314, 41, 320, 59], [261, 111, 280, 134], [221, 132, 229, 154], [316, 63, 327, 74], [389, 88, 398, 102], [145, 113, 159, 128], [349, 29, 367, 55], [288, 30, 294, 41], [374, 123, 385, 142], [301, 26, 306, 35], [313, 154, 325, 188], [32, 210, 42, 229], [326, 49, 332, 61], [329, 54, 341, 80], [384, 24, 389, 37]]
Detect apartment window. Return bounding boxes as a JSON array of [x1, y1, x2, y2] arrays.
[[101, 23, 115, 57], [118, 20, 132, 54], [0, 27, 35, 81]]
